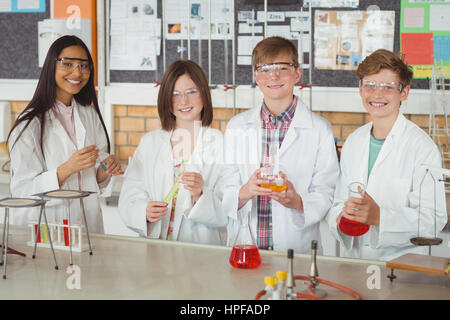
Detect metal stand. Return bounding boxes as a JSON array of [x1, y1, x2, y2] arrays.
[[34, 190, 95, 267], [1, 208, 10, 279], [0, 197, 50, 279], [32, 204, 59, 270], [387, 268, 397, 282], [79, 198, 93, 256]]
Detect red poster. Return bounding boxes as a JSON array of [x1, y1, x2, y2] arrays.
[[401, 33, 433, 65]]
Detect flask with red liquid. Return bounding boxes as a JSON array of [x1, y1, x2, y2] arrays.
[[338, 182, 370, 236], [229, 211, 261, 269]]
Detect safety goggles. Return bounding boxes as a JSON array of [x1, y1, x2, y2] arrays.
[[359, 79, 403, 94], [255, 62, 297, 78], [56, 57, 92, 74], [172, 88, 201, 102]]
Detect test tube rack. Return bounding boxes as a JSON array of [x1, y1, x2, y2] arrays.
[[26, 220, 91, 252]]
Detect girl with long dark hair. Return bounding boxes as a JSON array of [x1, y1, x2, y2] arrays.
[[8, 35, 122, 233]]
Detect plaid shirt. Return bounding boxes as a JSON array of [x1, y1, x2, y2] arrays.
[[257, 96, 298, 250]]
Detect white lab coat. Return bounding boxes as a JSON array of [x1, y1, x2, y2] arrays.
[[220, 97, 339, 254], [327, 113, 448, 261], [118, 127, 227, 245], [9, 99, 112, 233]]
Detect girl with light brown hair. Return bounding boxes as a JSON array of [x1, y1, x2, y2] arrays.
[[119, 60, 226, 245]]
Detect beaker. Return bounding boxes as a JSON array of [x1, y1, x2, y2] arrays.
[[229, 211, 261, 269], [338, 182, 370, 236]]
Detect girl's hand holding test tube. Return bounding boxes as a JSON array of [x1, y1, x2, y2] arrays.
[[57, 145, 99, 185], [97, 154, 123, 184], [146, 201, 168, 223], [99, 154, 124, 176]]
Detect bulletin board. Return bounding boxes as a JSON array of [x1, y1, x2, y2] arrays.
[[400, 0, 450, 79], [0, 0, 97, 82], [108, 0, 422, 88], [0, 0, 50, 79]]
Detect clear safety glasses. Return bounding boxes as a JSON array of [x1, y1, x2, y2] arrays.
[[255, 62, 297, 79], [55, 58, 92, 74], [172, 88, 201, 103], [359, 79, 403, 94]]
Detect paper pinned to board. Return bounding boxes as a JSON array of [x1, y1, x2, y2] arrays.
[[239, 23, 263, 34], [429, 5, 450, 31], [237, 55, 252, 65], [238, 35, 263, 56], [404, 7, 424, 28]]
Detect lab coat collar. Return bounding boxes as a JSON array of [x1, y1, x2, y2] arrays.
[[244, 95, 312, 129], [53, 98, 75, 115], [73, 102, 86, 149], [48, 98, 86, 149], [366, 112, 407, 180]]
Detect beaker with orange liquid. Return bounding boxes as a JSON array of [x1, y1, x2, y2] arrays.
[[229, 211, 261, 269]]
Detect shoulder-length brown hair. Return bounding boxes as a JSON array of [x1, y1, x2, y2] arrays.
[[158, 60, 213, 131]]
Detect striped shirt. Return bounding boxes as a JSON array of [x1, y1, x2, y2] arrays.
[[257, 95, 298, 250]]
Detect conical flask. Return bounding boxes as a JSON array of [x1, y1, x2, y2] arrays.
[[229, 211, 261, 269]]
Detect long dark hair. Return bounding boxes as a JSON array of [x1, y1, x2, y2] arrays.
[[8, 35, 110, 155]]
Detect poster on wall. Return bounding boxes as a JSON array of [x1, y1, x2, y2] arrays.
[[165, 0, 234, 40], [400, 0, 450, 78], [109, 0, 161, 71], [314, 10, 395, 70]]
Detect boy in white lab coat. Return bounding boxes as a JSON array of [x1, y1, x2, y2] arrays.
[[326, 49, 448, 261], [221, 37, 339, 254]]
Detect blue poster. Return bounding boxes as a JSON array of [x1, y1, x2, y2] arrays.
[[434, 36, 450, 64], [0, 0, 46, 13]]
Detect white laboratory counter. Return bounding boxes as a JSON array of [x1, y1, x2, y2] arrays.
[[0, 226, 449, 300]]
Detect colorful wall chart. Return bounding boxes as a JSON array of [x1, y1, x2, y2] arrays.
[[400, 0, 450, 78], [314, 10, 395, 71]]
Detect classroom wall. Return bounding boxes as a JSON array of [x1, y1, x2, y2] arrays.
[[9, 101, 447, 168]]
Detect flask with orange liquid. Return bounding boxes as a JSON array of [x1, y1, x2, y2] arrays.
[[259, 137, 287, 193], [260, 174, 287, 192]]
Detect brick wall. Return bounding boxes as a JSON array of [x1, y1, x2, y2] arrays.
[[8, 101, 447, 168]]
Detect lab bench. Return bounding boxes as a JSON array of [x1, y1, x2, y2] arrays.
[[0, 226, 449, 300]]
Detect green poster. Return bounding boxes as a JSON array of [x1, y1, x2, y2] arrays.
[[400, 0, 450, 78]]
